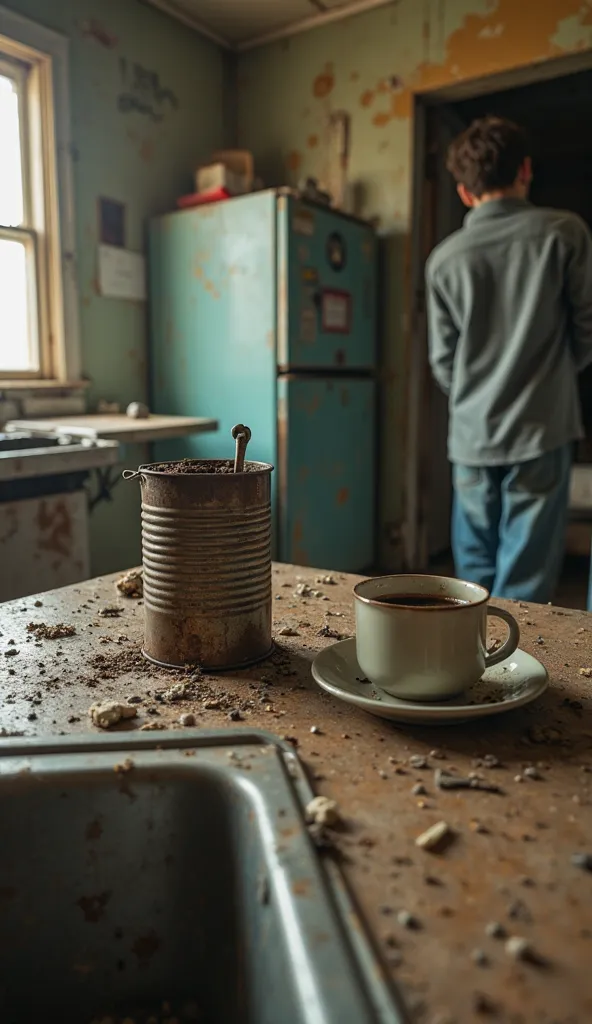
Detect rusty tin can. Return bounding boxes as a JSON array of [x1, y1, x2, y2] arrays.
[[128, 450, 273, 670]]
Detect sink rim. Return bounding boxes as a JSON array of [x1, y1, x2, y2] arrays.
[[0, 727, 409, 1024]]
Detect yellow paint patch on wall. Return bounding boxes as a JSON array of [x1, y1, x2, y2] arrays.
[[372, 0, 591, 123], [313, 62, 335, 98], [286, 149, 303, 171]]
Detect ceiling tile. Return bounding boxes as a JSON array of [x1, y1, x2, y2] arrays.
[[148, 0, 393, 49], [173, 0, 314, 45]]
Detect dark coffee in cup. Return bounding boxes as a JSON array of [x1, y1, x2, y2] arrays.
[[376, 594, 469, 608]]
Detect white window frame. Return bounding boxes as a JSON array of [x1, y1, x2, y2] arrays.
[[0, 4, 80, 383]]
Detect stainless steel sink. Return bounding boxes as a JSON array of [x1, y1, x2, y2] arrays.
[[0, 730, 407, 1024], [0, 431, 66, 451], [0, 430, 119, 482]]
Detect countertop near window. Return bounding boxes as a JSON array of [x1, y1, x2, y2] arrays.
[[6, 413, 218, 444]]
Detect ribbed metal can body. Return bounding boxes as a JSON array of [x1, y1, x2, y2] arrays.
[[139, 460, 273, 669]]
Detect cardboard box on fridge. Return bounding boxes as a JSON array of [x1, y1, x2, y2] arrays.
[[195, 163, 249, 197]]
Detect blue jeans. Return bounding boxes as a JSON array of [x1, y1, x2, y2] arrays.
[[452, 446, 572, 604]]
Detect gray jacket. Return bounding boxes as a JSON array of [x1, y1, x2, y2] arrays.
[[425, 197, 592, 465]]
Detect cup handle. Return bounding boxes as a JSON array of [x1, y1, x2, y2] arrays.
[[485, 606, 521, 667]]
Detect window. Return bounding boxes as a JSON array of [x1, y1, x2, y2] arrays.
[[0, 56, 39, 374], [0, 7, 79, 381]]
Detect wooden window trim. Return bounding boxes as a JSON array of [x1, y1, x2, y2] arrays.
[[0, 4, 80, 384]]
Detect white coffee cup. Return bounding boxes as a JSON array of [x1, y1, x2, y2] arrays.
[[354, 574, 520, 702]]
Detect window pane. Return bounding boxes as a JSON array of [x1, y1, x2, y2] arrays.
[[0, 73, 24, 226], [0, 238, 36, 372]]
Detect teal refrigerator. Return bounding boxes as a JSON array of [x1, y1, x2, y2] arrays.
[[149, 189, 376, 572]]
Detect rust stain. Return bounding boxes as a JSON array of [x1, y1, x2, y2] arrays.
[[360, 89, 375, 108], [0, 507, 18, 544], [194, 265, 220, 299], [36, 500, 73, 559], [80, 18, 117, 49], [350, 71, 360, 81], [205, 278, 221, 300], [77, 891, 111, 923], [307, 134, 319, 149], [278, 399, 288, 520], [286, 150, 302, 172], [132, 930, 161, 965], [292, 518, 309, 567], [292, 878, 312, 897], [85, 819, 103, 841], [336, 487, 350, 506], [313, 63, 335, 99], [373, 0, 590, 125]]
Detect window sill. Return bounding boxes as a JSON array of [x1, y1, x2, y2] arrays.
[[0, 379, 89, 392]]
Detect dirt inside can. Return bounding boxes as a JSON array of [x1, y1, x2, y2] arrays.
[[150, 460, 263, 475]]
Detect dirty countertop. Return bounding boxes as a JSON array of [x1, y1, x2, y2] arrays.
[[1, 564, 591, 1024]]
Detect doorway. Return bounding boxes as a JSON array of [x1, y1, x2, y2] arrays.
[[407, 52, 592, 606]]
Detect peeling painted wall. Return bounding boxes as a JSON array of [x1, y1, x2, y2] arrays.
[[3, 0, 230, 574], [237, 0, 592, 566]]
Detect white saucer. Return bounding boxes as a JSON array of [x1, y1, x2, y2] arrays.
[[311, 638, 548, 725]]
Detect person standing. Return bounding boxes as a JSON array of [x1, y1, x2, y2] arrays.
[[425, 116, 592, 603]]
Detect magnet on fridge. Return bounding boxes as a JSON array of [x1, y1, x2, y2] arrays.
[[327, 232, 347, 271]]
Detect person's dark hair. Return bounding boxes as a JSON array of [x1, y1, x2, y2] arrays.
[[446, 116, 529, 197]]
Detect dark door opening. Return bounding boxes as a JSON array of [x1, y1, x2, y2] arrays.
[[417, 64, 592, 605]]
